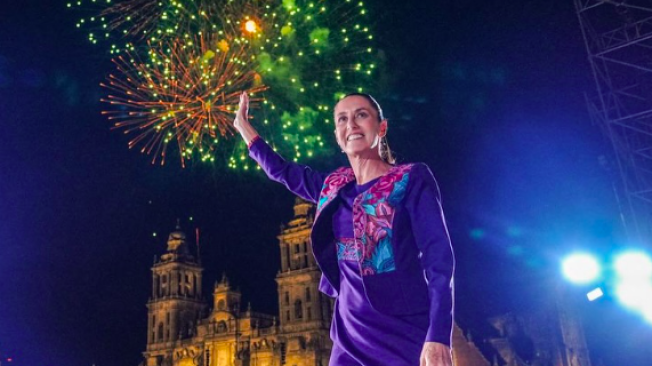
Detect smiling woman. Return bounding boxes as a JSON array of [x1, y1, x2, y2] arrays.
[[334, 93, 396, 167], [233, 91, 455, 366]]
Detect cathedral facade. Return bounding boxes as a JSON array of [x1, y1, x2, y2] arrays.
[[143, 199, 333, 366]]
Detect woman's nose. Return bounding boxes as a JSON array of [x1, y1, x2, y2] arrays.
[[346, 117, 358, 129]]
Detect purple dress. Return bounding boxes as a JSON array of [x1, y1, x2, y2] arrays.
[[330, 180, 429, 365], [248, 137, 454, 365]]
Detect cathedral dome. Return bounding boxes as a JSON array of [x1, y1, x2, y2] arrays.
[[166, 221, 189, 254]]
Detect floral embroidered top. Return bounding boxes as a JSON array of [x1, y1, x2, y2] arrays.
[[330, 179, 432, 365], [248, 136, 454, 347]]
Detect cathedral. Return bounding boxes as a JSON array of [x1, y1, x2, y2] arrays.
[[141, 199, 590, 366]]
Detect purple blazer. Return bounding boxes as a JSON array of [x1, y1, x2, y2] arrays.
[[249, 137, 455, 346]]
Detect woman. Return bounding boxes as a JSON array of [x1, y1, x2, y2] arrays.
[[235, 92, 454, 366]]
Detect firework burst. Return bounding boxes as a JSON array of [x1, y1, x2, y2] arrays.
[[72, 0, 381, 168], [101, 34, 267, 166], [70, 0, 269, 53]]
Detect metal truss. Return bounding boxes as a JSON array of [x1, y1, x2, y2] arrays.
[[576, 0, 652, 243]]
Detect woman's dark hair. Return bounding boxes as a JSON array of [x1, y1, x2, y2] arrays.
[[339, 93, 395, 165]]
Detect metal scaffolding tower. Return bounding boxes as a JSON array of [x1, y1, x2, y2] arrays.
[[576, 0, 652, 243]]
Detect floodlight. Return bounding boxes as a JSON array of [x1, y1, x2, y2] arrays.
[[615, 281, 652, 310], [614, 252, 652, 280], [561, 253, 600, 284]]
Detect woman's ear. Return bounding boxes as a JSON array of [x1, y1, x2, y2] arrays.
[[379, 119, 388, 138]]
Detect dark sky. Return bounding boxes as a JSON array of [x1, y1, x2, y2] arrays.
[[2, 1, 652, 365]]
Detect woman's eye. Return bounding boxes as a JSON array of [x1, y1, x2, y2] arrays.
[[356, 112, 367, 118], [337, 117, 346, 123]]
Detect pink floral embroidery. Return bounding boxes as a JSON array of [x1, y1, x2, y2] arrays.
[[316, 164, 415, 276], [336, 237, 362, 261], [316, 167, 355, 220]]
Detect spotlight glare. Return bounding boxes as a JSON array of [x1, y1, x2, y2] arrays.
[[614, 252, 652, 280], [642, 307, 652, 325], [615, 281, 652, 311], [586, 287, 604, 301], [562, 253, 600, 284]]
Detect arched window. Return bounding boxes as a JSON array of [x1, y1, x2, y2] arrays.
[[217, 299, 226, 311], [305, 287, 311, 302], [294, 300, 303, 319], [217, 321, 227, 333], [153, 275, 160, 298], [157, 323, 164, 342]]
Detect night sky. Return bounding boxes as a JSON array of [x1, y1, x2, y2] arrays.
[[2, 1, 652, 365]]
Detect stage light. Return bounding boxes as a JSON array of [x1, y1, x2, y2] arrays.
[[641, 306, 652, 325], [561, 253, 600, 284], [586, 287, 604, 301], [615, 281, 652, 310], [614, 252, 652, 280]]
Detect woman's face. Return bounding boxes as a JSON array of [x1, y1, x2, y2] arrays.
[[334, 95, 387, 158]]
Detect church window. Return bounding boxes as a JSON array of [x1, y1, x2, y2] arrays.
[[217, 321, 227, 333], [284, 291, 289, 305], [167, 312, 170, 324], [187, 321, 194, 336], [303, 241, 308, 252], [307, 307, 312, 320], [285, 245, 291, 269], [153, 276, 159, 297], [305, 288, 311, 302], [295, 244, 300, 253], [295, 300, 303, 319], [217, 299, 226, 310], [157, 323, 164, 341], [303, 254, 308, 267], [286, 310, 290, 321]]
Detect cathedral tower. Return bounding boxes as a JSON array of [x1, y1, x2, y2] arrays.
[[275, 198, 333, 366], [145, 223, 206, 363]]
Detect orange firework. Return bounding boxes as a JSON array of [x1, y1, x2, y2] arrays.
[[101, 34, 267, 166]]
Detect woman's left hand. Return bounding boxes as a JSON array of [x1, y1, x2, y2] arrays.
[[420, 342, 453, 366]]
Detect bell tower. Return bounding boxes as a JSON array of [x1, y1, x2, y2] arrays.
[[275, 198, 333, 366], [145, 222, 206, 363]]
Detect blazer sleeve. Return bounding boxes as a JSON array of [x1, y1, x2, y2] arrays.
[[248, 137, 327, 204], [404, 163, 455, 346]]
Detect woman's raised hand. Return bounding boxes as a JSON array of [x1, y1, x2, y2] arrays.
[[234, 91, 249, 130], [234, 92, 259, 145]]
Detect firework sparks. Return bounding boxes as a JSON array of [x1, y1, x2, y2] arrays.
[[101, 34, 267, 166], [72, 0, 381, 168]]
